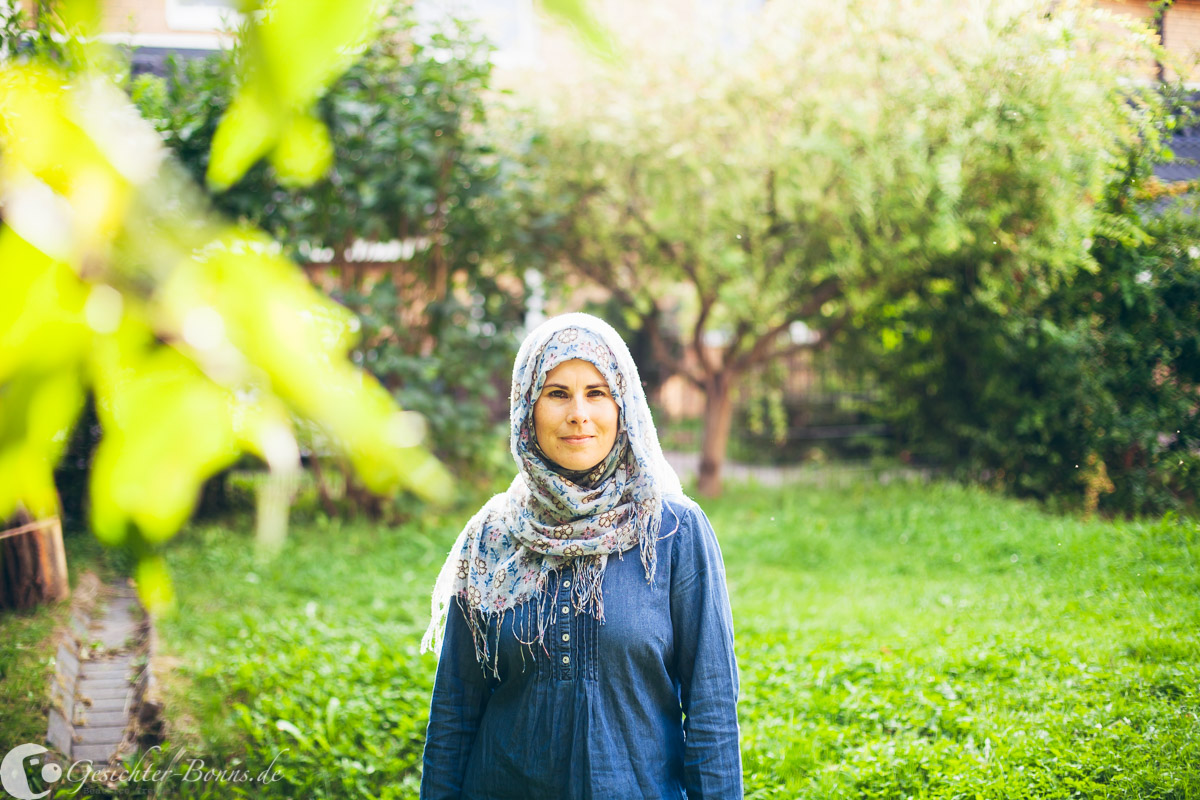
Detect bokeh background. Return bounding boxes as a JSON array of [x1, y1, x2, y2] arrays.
[[1, 0, 1198, 797]]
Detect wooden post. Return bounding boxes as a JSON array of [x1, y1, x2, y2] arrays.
[[0, 517, 70, 611]]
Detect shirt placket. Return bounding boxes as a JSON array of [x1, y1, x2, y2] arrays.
[[554, 566, 575, 680]]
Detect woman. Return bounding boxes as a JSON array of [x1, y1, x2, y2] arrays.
[[420, 312, 741, 799]]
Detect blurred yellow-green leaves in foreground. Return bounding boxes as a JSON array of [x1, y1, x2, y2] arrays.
[[206, 0, 618, 191], [538, 0, 619, 62], [207, 0, 378, 189], [0, 0, 457, 614]]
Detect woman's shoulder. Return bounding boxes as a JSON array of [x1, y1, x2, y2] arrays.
[[659, 492, 701, 525], [657, 493, 719, 546], [655, 493, 726, 583], [661, 491, 697, 508]]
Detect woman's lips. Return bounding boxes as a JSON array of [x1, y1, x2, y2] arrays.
[[561, 435, 594, 444]]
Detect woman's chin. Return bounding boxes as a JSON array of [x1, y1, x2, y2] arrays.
[[559, 457, 601, 472]]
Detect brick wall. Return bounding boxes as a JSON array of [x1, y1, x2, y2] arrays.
[[101, 0, 168, 35], [1165, 0, 1200, 77], [1098, 0, 1200, 83], [1096, 0, 1161, 82], [1097, 0, 1158, 26], [12, 0, 230, 46]]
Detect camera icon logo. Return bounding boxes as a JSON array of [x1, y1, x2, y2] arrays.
[[0, 744, 61, 800]]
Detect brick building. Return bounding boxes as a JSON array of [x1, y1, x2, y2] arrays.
[[15, 1, 1197, 83], [1094, 0, 1200, 82], [12, 0, 235, 72]]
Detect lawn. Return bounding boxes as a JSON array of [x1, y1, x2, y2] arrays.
[[133, 478, 1199, 798], [0, 594, 70, 744], [0, 533, 123, 746]]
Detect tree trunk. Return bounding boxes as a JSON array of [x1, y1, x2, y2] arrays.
[[631, 305, 680, 402], [308, 457, 339, 518], [0, 517, 70, 611], [697, 370, 736, 497]]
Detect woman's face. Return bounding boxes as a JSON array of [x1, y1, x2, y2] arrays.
[[533, 358, 619, 472]]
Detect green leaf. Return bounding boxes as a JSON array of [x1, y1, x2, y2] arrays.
[[135, 554, 176, 616], [270, 112, 334, 186], [58, 0, 100, 36], [207, 0, 379, 189], [537, 0, 620, 63], [275, 719, 307, 741], [90, 336, 239, 543], [207, 90, 280, 191], [0, 372, 85, 520]]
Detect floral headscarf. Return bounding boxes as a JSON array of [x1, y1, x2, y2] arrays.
[[422, 313, 685, 671]]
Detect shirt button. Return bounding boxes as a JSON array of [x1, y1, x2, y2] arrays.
[[561, 605, 569, 614], [562, 580, 570, 588], [562, 655, 570, 665], [562, 633, 570, 642]]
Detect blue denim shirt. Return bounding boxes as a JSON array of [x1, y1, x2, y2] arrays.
[[420, 496, 742, 800]]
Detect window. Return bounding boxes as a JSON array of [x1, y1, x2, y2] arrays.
[[414, 0, 538, 67], [165, 0, 240, 32]]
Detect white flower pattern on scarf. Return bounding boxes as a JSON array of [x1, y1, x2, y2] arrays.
[[422, 313, 685, 672]]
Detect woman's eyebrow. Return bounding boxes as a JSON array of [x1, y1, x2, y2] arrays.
[[543, 383, 610, 390]]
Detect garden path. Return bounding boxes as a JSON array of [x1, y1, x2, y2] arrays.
[[47, 579, 149, 764], [661, 450, 935, 488]]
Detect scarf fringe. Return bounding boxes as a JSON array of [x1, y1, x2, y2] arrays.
[[426, 496, 679, 680], [422, 313, 688, 677]]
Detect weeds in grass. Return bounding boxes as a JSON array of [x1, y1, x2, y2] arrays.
[[132, 479, 1199, 798]]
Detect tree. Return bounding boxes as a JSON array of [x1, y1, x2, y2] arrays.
[[847, 163, 1200, 516], [132, 6, 529, 514], [0, 0, 612, 609], [517, 0, 1165, 495]]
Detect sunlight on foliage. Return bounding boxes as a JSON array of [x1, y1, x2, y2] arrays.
[[537, 0, 619, 63], [512, 0, 1175, 495], [207, 0, 377, 189], [0, 1, 461, 614], [0, 0, 618, 612]]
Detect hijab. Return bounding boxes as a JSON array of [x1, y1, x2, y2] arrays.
[[421, 312, 685, 672]]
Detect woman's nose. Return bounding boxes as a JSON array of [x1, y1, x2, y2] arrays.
[[567, 397, 589, 423]]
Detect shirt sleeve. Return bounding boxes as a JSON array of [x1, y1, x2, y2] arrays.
[[420, 596, 492, 800], [670, 502, 743, 799]]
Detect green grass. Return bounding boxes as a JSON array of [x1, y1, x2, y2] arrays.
[[0, 599, 69, 744], [0, 532, 123, 745], [723, 481, 1199, 798], [139, 478, 1198, 799]]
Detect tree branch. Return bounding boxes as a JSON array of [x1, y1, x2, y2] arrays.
[[730, 275, 843, 372], [683, 369, 706, 391], [563, 246, 640, 309], [692, 292, 718, 381], [624, 200, 683, 266], [547, 186, 647, 309], [764, 311, 853, 364], [765, 168, 787, 238], [725, 318, 752, 367]]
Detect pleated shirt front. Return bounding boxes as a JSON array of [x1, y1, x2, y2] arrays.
[[420, 496, 742, 800]]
